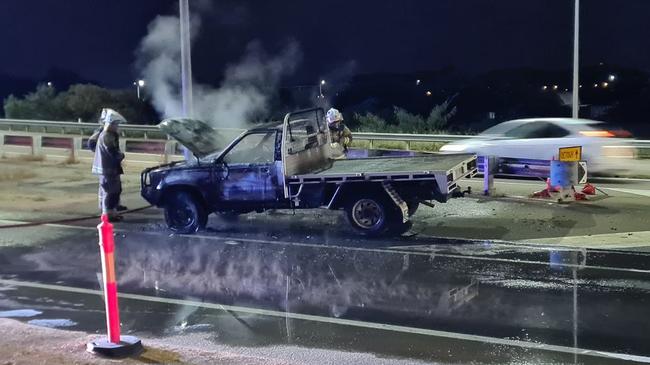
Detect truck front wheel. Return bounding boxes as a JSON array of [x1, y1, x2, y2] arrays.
[[345, 194, 400, 236], [164, 191, 207, 234]]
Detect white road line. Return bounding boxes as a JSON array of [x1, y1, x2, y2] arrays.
[[1, 278, 648, 363], [2, 218, 650, 275], [603, 187, 650, 198], [520, 230, 650, 248]]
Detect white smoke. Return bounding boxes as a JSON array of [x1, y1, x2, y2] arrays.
[[136, 13, 301, 128]]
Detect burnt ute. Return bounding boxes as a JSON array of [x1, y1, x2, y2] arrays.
[[141, 108, 477, 236]]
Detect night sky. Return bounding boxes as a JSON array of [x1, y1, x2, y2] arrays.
[[1, 0, 649, 89]]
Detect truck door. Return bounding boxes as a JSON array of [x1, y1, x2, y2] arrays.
[[214, 131, 279, 203]]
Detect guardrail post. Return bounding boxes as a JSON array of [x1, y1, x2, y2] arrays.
[[0, 133, 4, 155], [369, 139, 374, 149], [71, 137, 82, 162], [483, 156, 496, 196], [31, 135, 42, 156], [119, 139, 127, 154], [163, 141, 176, 163]]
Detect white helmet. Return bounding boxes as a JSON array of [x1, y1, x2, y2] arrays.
[[99, 108, 127, 125], [326, 108, 344, 125]]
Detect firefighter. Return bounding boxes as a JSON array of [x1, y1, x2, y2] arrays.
[[89, 109, 128, 212], [326, 108, 352, 152], [92, 108, 127, 222]]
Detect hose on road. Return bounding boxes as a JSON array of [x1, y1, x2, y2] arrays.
[[0, 205, 153, 229]]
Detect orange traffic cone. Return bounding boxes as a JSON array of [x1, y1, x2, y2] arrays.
[[532, 188, 552, 198], [574, 191, 588, 201], [582, 183, 596, 195]]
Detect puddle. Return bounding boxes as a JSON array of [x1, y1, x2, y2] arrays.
[[0, 309, 42, 318], [27, 318, 77, 328]]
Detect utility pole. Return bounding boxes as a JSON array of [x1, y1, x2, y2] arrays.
[[572, 0, 580, 119], [180, 0, 193, 118], [179, 0, 193, 160]]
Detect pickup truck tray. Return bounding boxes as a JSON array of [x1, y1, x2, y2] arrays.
[[288, 153, 476, 185]]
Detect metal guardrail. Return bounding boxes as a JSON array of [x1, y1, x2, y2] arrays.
[[2, 118, 650, 148], [0, 118, 477, 144]]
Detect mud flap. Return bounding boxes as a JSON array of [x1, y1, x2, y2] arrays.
[[382, 182, 409, 223]]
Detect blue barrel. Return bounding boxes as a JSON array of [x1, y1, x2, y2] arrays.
[[550, 161, 578, 189]]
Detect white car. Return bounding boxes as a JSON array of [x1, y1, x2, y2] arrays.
[[439, 118, 636, 175]]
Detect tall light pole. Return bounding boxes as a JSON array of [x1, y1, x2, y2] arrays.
[[133, 79, 145, 100], [180, 0, 194, 118], [179, 0, 194, 160], [572, 0, 580, 119], [319, 80, 326, 98]]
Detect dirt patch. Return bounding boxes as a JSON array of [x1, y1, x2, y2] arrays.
[[57, 155, 80, 165], [0, 318, 297, 365], [0, 169, 37, 182], [14, 154, 46, 162]]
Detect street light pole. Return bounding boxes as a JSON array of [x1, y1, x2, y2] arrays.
[[134, 80, 145, 100], [319, 80, 326, 98], [572, 0, 580, 119], [179, 0, 194, 161], [180, 0, 194, 118]]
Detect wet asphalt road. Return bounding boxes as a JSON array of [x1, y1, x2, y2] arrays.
[[1, 212, 650, 364]]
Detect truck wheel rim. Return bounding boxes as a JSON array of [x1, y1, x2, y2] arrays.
[[171, 206, 193, 228], [352, 199, 384, 229]]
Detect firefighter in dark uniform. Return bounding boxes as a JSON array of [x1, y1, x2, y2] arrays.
[[91, 108, 126, 222]]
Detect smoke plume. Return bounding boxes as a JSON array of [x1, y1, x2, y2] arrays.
[[136, 12, 301, 128]]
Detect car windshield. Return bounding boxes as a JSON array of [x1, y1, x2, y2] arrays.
[[480, 122, 522, 136]]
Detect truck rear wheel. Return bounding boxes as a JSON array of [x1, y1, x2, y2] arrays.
[[164, 191, 207, 234], [345, 194, 400, 237]]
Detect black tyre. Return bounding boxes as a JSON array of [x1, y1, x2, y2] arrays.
[[344, 193, 401, 237], [164, 191, 207, 234]]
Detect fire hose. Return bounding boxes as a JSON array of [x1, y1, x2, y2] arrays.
[[0, 205, 152, 229]]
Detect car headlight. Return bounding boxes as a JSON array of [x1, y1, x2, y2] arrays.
[[440, 144, 468, 152]]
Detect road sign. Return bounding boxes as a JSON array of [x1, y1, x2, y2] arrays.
[[578, 161, 588, 184], [559, 146, 582, 162]]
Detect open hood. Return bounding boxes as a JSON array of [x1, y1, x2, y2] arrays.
[[158, 118, 230, 158]]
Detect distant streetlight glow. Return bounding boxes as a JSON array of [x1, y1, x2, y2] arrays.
[[542, 85, 548, 91], [46, 82, 53, 87], [318, 79, 327, 98], [608, 74, 616, 82], [426, 91, 432, 96], [553, 85, 559, 90], [134, 79, 145, 100], [416, 79, 421, 86], [593, 83, 599, 88], [602, 82, 609, 88]]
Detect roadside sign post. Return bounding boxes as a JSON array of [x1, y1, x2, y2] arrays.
[[86, 214, 143, 358], [483, 155, 496, 196], [551, 147, 582, 202]]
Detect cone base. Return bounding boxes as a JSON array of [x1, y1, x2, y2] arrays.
[[86, 335, 143, 358]]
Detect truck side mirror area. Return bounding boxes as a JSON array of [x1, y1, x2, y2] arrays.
[[213, 159, 230, 179]]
